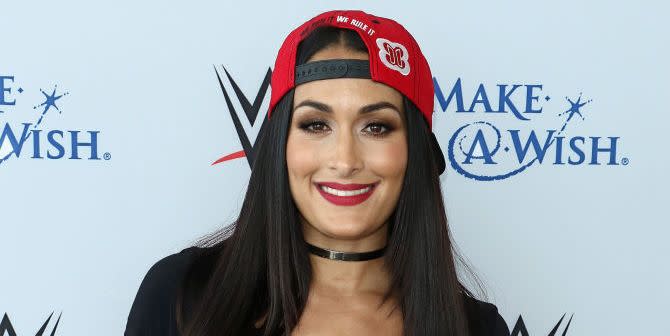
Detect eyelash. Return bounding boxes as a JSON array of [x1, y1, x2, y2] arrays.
[[298, 119, 394, 138]]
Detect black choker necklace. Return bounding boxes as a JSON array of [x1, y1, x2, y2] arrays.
[[306, 242, 386, 261]]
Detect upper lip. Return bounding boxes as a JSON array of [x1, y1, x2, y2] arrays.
[[315, 182, 378, 191]]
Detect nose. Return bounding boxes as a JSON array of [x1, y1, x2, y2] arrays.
[[328, 128, 363, 177]]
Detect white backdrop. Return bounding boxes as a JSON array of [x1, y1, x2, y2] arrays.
[[1, 0, 668, 335]]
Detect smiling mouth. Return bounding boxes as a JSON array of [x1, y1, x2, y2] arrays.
[[314, 182, 378, 206], [319, 184, 372, 196]]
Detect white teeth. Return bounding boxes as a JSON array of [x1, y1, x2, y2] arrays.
[[320, 185, 372, 197]]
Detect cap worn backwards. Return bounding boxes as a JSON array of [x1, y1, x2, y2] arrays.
[[268, 9, 445, 174]]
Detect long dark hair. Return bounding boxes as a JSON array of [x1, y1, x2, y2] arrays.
[[176, 26, 485, 336]]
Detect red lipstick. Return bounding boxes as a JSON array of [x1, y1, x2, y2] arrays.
[[315, 182, 378, 206]]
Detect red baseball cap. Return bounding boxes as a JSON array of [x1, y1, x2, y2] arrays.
[[268, 10, 445, 174]]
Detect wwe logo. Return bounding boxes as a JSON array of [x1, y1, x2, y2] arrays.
[[0, 312, 61, 336], [212, 66, 271, 168], [510, 313, 574, 336]]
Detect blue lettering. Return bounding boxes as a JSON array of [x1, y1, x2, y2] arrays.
[[554, 136, 565, 164], [1, 125, 103, 161], [568, 137, 585, 165], [434, 79, 545, 120], [467, 84, 493, 112], [497, 84, 525, 119], [433, 77, 466, 112], [525, 84, 543, 113], [69, 130, 100, 160], [589, 136, 618, 165], [31, 129, 43, 159], [0, 123, 31, 159], [508, 129, 555, 164], [463, 129, 496, 164], [47, 130, 65, 159], [0, 76, 16, 106]]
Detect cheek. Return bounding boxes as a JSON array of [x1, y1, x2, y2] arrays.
[[364, 139, 407, 179], [286, 134, 320, 181]]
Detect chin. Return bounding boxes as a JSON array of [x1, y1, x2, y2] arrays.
[[315, 221, 379, 241]]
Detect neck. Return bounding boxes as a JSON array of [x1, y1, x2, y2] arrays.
[[308, 252, 391, 296], [302, 221, 391, 295]]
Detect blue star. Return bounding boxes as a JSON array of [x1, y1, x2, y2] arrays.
[[34, 86, 66, 114], [556, 92, 592, 133], [18, 87, 24, 93], [560, 93, 591, 121], [33, 85, 69, 127], [544, 95, 551, 101]]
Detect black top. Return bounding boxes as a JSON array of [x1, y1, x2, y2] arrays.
[[125, 247, 510, 336]]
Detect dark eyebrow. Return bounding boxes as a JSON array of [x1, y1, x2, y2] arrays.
[[294, 99, 401, 116]]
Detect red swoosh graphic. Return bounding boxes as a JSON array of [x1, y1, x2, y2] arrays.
[[211, 150, 246, 165]]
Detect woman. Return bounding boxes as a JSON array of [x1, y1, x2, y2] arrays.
[[125, 10, 510, 336]]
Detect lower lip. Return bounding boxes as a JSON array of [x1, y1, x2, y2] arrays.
[[316, 183, 377, 206]]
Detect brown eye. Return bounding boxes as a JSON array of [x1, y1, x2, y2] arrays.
[[364, 122, 393, 137], [298, 120, 330, 134]]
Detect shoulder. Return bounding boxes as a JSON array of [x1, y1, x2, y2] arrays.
[[124, 246, 207, 336], [462, 294, 510, 336]]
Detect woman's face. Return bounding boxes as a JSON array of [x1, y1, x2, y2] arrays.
[[286, 46, 407, 248]]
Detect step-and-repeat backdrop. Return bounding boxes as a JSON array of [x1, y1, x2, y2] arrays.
[[1, 0, 667, 335]]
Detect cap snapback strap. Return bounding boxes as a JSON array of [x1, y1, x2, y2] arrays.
[[295, 59, 370, 85]]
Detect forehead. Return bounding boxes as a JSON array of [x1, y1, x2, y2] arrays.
[[293, 78, 402, 109]]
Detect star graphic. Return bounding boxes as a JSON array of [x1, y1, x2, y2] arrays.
[[34, 86, 67, 114], [559, 92, 592, 122], [32, 85, 69, 127], [556, 92, 592, 134]]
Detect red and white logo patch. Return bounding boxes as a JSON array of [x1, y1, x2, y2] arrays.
[[375, 38, 410, 76]]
